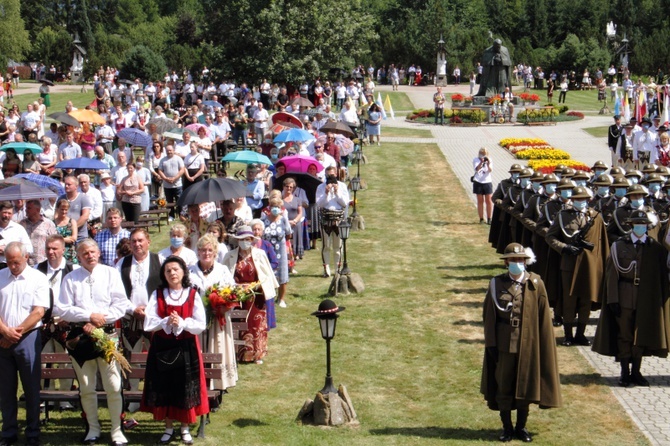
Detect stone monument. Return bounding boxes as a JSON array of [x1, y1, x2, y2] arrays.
[[435, 35, 448, 87], [70, 34, 87, 84], [475, 38, 512, 97]]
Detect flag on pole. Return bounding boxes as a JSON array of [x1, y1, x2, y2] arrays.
[[613, 91, 621, 117], [384, 95, 395, 120], [663, 86, 670, 127], [623, 93, 631, 123], [376, 92, 387, 120]]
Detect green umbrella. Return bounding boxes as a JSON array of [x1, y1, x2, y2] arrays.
[[1, 142, 43, 154], [163, 127, 197, 141], [221, 150, 273, 165]]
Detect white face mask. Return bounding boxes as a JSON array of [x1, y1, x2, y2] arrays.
[[238, 240, 252, 251]]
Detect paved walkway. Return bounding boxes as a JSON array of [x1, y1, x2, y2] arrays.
[[378, 84, 669, 446]]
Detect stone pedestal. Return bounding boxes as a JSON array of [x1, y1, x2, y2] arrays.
[[329, 272, 365, 296], [297, 385, 358, 426]]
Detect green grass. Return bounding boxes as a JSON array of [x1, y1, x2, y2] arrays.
[[12, 91, 94, 115], [511, 87, 614, 113], [382, 92, 413, 112], [583, 126, 609, 138], [382, 127, 433, 138], [30, 141, 649, 445]]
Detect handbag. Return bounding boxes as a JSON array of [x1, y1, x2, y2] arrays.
[[155, 347, 185, 372], [470, 176, 475, 183]]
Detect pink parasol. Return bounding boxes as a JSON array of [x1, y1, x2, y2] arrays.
[[185, 123, 211, 137], [277, 154, 324, 173]]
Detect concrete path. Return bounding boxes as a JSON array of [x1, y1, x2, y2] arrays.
[[378, 84, 669, 446]]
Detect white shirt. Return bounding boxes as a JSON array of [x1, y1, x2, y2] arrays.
[[316, 181, 350, 211], [57, 264, 129, 324], [44, 258, 80, 305], [111, 165, 129, 185], [0, 221, 33, 263], [159, 246, 198, 267], [175, 142, 190, 158], [117, 254, 163, 311], [0, 266, 49, 328], [253, 109, 270, 129], [143, 288, 206, 336], [473, 157, 493, 184], [80, 187, 103, 220]]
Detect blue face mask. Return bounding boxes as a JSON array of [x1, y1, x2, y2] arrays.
[[511, 173, 519, 181], [531, 182, 542, 192], [643, 124, 650, 130], [614, 188, 627, 198], [573, 200, 588, 211], [649, 183, 661, 193], [632, 224, 647, 237], [170, 237, 184, 248], [574, 180, 586, 187], [545, 184, 557, 194], [597, 186, 610, 197], [629, 177, 639, 185], [630, 198, 644, 208], [560, 189, 572, 200], [520, 178, 530, 188], [508, 261, 525, 276], [594, 169, 606, 176], [271, 207, 281, 216], [555, 173, 562, 180]]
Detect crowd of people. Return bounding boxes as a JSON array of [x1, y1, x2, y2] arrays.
[[0, 66, 377, 445]]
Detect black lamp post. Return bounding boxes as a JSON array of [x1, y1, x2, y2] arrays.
[[311, 299, 346, 395], [350, 176, 361, 217], [338, 218, 351, 275], [351, 146, 363, 179]]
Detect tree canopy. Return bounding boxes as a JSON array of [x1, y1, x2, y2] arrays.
[[17, 0, 670, 82]]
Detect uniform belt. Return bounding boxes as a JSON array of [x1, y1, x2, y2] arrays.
[[498, 318, 521, 327], [620, 277, 640, 286]]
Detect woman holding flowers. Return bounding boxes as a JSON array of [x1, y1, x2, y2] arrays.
[[142, 256, 208, 445], [189, 234, 238, 397], [222, 225, 278, 364]]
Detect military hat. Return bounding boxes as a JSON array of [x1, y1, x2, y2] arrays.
[[530, 171, 545, 182], [613, 115, 621, 120], [625, 184, 648, 197], [592, 160, 608, 171], [625, 169, 643, 179], [656, 166, 670, 176], [508, 164, 523, 173], [553, 164, 568, 173], [641, 117, 652, 125], [561, 167, 576, 178], [641, 163, 658, 174], [572, 170, 591, 180], [571, 186, 591, 199], [625, 209, 651, 224], [610, 166, 626, 177], [541, 173, 560, 184], [611, 176, 630, 188], [519, 168, 533, 178], [658, 125, 668, 133], [644, 173, 663, 184], [500, 243, 531, 259], [556, 178, 575, 189], [630, 117, 638, 123], [593, 174, 613, 186]]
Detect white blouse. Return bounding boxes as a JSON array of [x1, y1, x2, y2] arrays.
[[143, 287, 206, 336]]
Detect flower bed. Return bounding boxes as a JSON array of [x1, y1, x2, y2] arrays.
[[517, 108, 560, 121], [515, 148, 571, 160], [451, 93, 464, 102], [566, 111, 584, 119], [527, 159, 590, 173], [406, 108, 485, 124], [518, 92, 540, 102]]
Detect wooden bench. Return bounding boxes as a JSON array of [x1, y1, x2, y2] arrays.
[[120, 221, 152, 230], [140, 208, 169, 232], [229, 309, 249, 350], [40, 352, 223, 438]]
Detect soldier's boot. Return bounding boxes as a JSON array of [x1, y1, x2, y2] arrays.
[[561, 324, 573, 346], [515, 408, 532, 443], [552, 315, 563, 327], [618, 359, 631, 387], [499, 410, 514, 442], [631, 357, 649, 386], [573, 323, 591, 346]]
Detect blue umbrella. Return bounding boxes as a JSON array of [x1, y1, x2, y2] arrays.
[[221, 150, 273, 165], [273, 128, 315, 144], [11, 173, 65, 195], [56, 158, 110, 170], [1, 142, 43, 154], [203, 100, 223, 109], [117, 128, 152, 148], [0, 183, 57, 201]]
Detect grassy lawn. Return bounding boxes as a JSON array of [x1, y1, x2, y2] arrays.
[[32, 142, 648, 445], [12, 91, 94, 115], [511, 87, 612, 113], [383, 92, 414, 112], [383, 127, 433, 138], [583, 126, 609, 138]]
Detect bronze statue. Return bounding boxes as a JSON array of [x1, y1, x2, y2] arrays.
[[476, 39, 512, 97]]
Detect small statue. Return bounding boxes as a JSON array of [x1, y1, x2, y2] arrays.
[[476, 39, 512, 97]]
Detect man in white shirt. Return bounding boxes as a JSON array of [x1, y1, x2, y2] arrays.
[[59, 133, 82, 160], [95, 122, 116, 155], [0, 201, 33, 266], [21, 104, 41, 140], [78, 174, 103, 225], [56, 239, 129, 446], [111, 151, 129, 185], [175, 131, 192, 158], [253, 102, 269, 142], [44, 123, 60, 144], [633, 117, 657, 166], [112, 138, 132, 164], [0, 242, 49, 446], [315, 167, 349, 277]]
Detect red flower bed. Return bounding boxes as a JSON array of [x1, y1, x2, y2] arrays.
[[566, 111, 584, 119]]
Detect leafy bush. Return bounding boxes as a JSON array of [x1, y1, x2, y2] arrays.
[[558, 105, 569, 113], [517, 108, 560, 121], [120, 45, 168, 83]]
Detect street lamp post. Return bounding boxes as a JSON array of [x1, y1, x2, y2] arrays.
[[338, 218, 351, 276], [350, 176, 361, 218], [311, 299, 346, 395]]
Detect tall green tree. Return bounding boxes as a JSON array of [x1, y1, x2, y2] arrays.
[[120, 45, 168, 81], [31, 27, 73, 71], [0, 0, 31, 65]]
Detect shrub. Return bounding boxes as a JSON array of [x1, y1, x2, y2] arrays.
[[558, 105, 569, 113], [120, 45, 168, 83]]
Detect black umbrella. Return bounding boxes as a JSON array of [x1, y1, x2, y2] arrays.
[[39, 78, 55, 86], [319, 121, 355, 138], [177, 178, 246, 207], [48, 112, 81, 128], [118, 79, 134, 85], [272, 173, 322, 204]]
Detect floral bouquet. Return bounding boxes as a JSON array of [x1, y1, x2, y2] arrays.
[[156, 197, 167, 208], [89, 328, 132, 378], [451, 93, 464, 102], [203, 282, 259, 329]]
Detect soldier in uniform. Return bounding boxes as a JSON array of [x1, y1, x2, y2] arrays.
[[571, 170, 591, 190], [521, 174, 555, 273], [546, 186, 610, 346], [590, 174, 611, 209], [509, 169, 534, 245], [624, 168, 643, 186], [608, 184, 660, 244], [592, 210, 670, 387], [489, 164, 523, 250], [595, 175, 628, 226], [514, 171, 544, 247], [481, 243, 562, 443], [641, 163, 658, 182]]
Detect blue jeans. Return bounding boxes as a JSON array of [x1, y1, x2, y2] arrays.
[[232, 129, 248, 146]]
